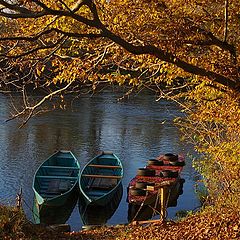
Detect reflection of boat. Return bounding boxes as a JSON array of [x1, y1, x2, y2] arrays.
[[127, 153, 185, 221], [128, 178, 185, 221], [79, 151, 123, 206], [33, 191, 78, 224], [32, 150, 80, 209], [79, 183, 123, 226]]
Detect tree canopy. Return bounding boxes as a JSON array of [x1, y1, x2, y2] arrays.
[[0, 0, 239, 123], [0, 0, 239, 93]]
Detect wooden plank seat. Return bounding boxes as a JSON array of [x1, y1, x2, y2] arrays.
[[47, 171, 76, 177], [36, 175, 78, 180], [82, 174, 121, 179], [41, 166, 79, 178], [41, 166, 79, 170], [87, 164, 121, 169]]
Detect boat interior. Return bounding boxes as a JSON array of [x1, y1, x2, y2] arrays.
[[81, 155, 122, 199], [34, 152, 79, 198]]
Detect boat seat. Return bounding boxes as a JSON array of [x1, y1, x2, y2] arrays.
[[36, 175, 77, 180], [56, 154, 74, 159], [82, 174, 121, 179], [87, 164, 121, 169], [41, 166, 79, 177], [41, 166, 79, 170]]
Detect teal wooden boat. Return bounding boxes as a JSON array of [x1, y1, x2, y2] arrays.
[[32, 150, 80, 209], [79, 151, 123, 206]]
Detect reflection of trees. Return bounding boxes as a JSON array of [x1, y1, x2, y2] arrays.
[[2, 94, 188, 165]]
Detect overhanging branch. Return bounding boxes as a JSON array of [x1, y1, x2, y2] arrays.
[[0, 0, 238, 92], [0, 37, 66, 59], [0, 28, 103, 42], [6, 80, 74, 128]]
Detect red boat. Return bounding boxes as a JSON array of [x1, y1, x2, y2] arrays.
[[127, 153, 185, 206]]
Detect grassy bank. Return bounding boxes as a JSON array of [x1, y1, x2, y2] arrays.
[[1, 204, 239, 240]]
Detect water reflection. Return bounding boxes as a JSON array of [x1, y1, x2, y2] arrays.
[[33, 192, 78, 225], [128, 179, 185, 222], [0, 92, 200, 230], [79, 183, 123, 226]]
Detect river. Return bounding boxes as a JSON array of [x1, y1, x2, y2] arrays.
[[0, 91, 200, 230]]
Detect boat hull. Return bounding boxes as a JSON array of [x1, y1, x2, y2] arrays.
[[79, 183, 123, 226], [32, 150, 80, 216], [33, 187, 78, 224], [127, 153, 185, 221], [79, 151, 123, 206]]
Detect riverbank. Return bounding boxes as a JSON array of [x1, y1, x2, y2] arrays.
[[1, 205, 239, 240]]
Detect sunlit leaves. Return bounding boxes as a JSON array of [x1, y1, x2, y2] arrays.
[[178, 80, 240, 210], [0, 0, 239, 92]]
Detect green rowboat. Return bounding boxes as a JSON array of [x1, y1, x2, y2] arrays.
[[32, 150, 80, 209], [79, 151, 123, 206]]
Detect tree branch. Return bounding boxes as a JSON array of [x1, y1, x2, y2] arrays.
[[0, 0, 34, 14], [0, 28, 103, 42], [31, 0, 96, 27], [6, 80, 74, 128], [0, 0, 238, 92], [1, 37, 66, 59], [100, 27, 238, 91], [189, 23, 236, 60], [224, 0, 229, 42]]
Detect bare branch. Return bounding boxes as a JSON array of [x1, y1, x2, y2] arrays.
[[6, 80, 74, 127], [72, 0, 87, 13], [0, 28, 103, 42], [31, 0, 95, 27], [1, 36, 66, 59], [188, 21, 236, 59], [88, 42, 114, 71], [0, 0, 34, 14], [224, 0, 229, 42]]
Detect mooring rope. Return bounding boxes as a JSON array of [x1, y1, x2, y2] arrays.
[[131, 191, 149, 222]]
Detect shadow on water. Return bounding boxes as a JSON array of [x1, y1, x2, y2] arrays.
[[79, 183, 123, 227], [33, 191, 78, 225], [128, 179, 185, 222]]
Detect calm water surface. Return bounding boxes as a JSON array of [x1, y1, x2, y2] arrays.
[[0, 92, 200, 230]]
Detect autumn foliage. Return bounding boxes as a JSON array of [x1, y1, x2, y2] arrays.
[[0, 0, 239, 91], [0, 0, 240, 238]]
